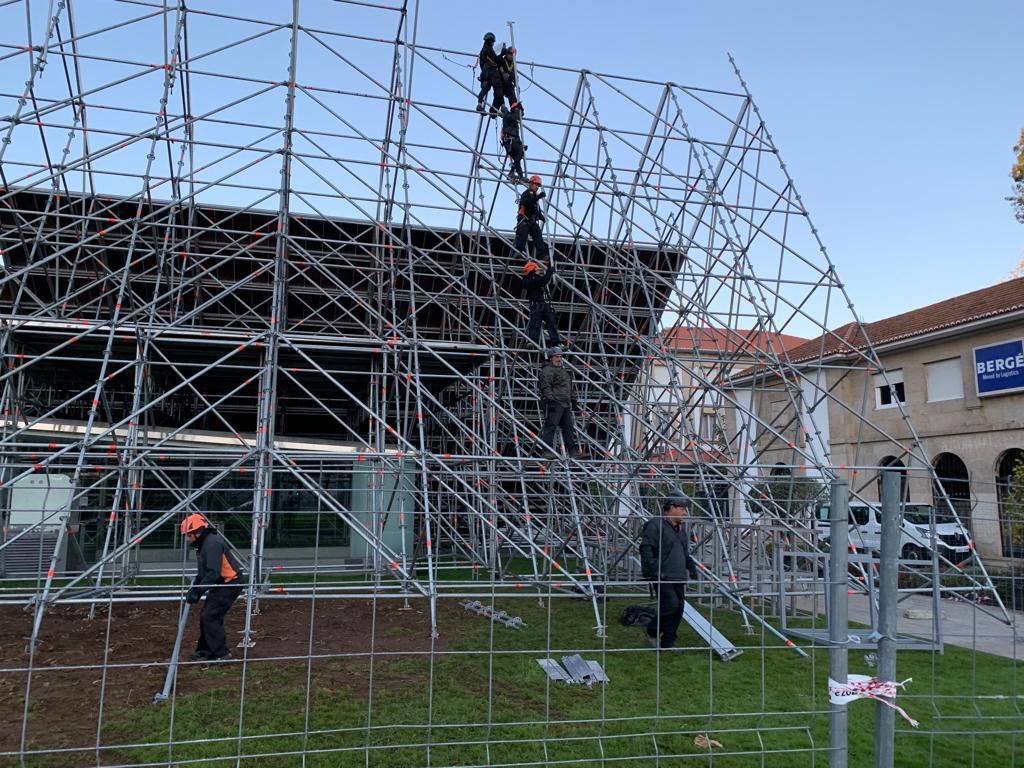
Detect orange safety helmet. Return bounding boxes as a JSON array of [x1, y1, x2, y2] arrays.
[[523, 260, 541, 275], [528, 175, 541, 186], [180, 513, 209, 536]]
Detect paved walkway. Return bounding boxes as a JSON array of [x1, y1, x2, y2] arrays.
[[846, 592, 1024, 660]]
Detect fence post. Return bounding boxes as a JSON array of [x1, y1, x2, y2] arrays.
[[828, 480, 849, 768], [875, 470, 901, 768]]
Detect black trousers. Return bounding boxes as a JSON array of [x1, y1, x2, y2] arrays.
[[502, 137, 524, 177], [539, 399, 577, 454], [197, 582, 243, 657], [527, 300, 561, 347], [515, 218, 547, 258], [647, 581, 686, 648], [477, 67, 504, 111], [501, 75, 517, 106]]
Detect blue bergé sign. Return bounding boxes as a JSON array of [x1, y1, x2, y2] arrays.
[[974, 339, 1024, 396]]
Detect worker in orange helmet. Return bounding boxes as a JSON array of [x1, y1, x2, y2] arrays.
[[521, 260, 562, 349], [515, 175, 548, 259], [181, 513, 245, 662]]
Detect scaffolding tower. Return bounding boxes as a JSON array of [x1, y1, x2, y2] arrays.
[[0, 1, 1010, 753]]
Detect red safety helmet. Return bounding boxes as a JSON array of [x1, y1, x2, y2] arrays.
[[528, 175, 542, 186], [180, 513, 210, 536], [523, 260, 541, 275]]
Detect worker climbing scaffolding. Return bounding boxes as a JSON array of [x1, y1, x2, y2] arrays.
[[498, 45, 519, 108], [515, 175, 547, 258], [538, 346, 584, 460], [521, 259, 562, 349], [475, 32, 504, 117], [500, 103, 526, 181]]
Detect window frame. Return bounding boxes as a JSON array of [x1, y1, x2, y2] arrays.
[[924, 357, 964, 403], [873, 369, 906, 410]]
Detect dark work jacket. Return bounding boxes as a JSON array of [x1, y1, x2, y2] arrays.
[[518, 188, 543, 222], [538, 362, 573, 406], [639, 517, 695, 581], [479, 42, 499, 71], [192, 528, 244, 595], [501, 108, 522, 143], [522, 265, 554, 303], [499, 56, 516, 87]]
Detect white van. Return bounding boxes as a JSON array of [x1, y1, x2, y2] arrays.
[[813, 501, 971, 563]]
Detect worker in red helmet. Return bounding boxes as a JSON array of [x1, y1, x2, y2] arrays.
[[181, 513, 245, 662], [515, 176, 548, 260], [500, 102, 526, 182], [475, 32, 504, 117], [521, 260, 562, 349]]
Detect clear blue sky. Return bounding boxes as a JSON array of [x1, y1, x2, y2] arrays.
[[421, 0, 1022, 323], [4, 1, 1020, 328]]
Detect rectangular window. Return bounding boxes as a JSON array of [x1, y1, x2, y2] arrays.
[[700, 412, 718, 441], [925, 357, 964, 402], [873, 369, 905, 409], [850, 506, 871, 526]]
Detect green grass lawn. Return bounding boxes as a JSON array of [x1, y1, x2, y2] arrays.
[[10, 595, 1023, 768]]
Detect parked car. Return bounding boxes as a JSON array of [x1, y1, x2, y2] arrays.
[[813, 501, 971, 563]]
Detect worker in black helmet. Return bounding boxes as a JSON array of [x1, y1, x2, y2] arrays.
[[521, 260, 561, 349], [515, 175, 548, 259], [639, 489, 698, 650], [500, 102, 526, 181], [476, 32, 503, 117]]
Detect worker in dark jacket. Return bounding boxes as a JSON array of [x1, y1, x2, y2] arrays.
[[498, 45, 518, 106], [476, 32, 503, 117], [500, 103, 526, 181], [182, 514, 245, 662], [521, 260, 561, 349], [639, 489, 698, 650], [537, 346, 581, 459], [515, 176, 548, 259]]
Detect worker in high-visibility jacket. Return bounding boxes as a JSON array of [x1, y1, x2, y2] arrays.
[[181, 514, 245, 662]]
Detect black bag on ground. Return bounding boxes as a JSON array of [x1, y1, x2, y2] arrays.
[[619, 604, 657, 627]]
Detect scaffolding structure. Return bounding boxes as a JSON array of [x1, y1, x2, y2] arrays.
[[0, 2, 1017, 766]]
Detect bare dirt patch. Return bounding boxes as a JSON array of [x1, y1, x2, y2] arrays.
[[0, 596, 447, 760]]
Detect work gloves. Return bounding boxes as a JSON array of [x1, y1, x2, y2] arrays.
[[185, 587, 203, 604]]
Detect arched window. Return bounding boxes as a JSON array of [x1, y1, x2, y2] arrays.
[[932, 452, 971, 530], [771, 463, 792, 477], [878, 455, 908, 502], [996, 449, 1024, 558]]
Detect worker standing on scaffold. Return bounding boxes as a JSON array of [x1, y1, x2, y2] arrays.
[[181, 513, 245, 662], [639, 489, 699, 650], [515, 175, 548, 259], [500, 102, 526, 182], [475, 32, 503, 117], [498, 45, 519, 108], [538, 346, 582, 460]]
